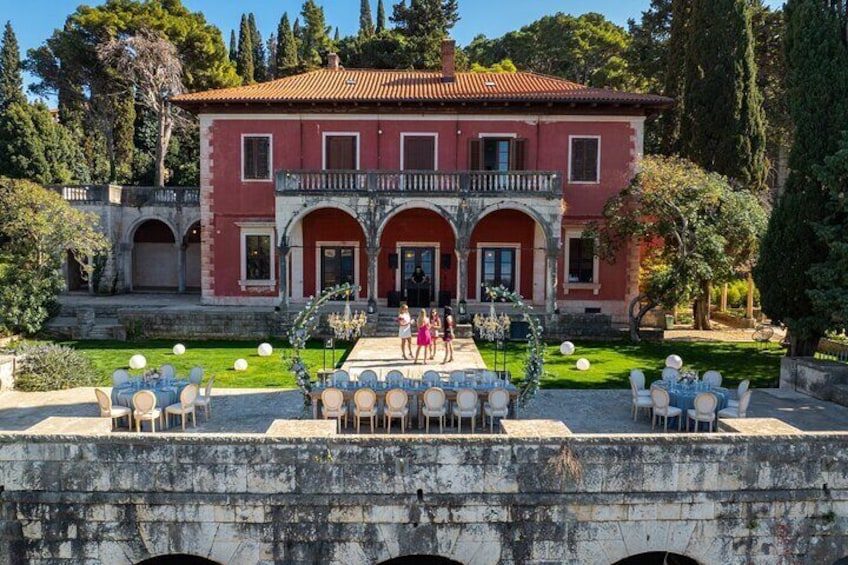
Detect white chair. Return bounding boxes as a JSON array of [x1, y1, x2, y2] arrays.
[[452, 388, 479, 433], [159, 364, 176, 379], [193, 377, 214, 421], [727, 379, 750, 408], [631, 381, 653, 421], [449, 370, 466, 387], [384, 388, 409, 433], [719, 390, 752, 419], [188, 367, 204, 385], [165, 384, 199, 432], [132, 390, 162, 432], [422, 370, 441, 387], [629, 369, 652, 397], [650, 387, 682, 432], [95, 388, 132, 429], [702, 370, 723, 387], [480, 370, 497, 386], [687, 392, 718, 432], [358, 370, 378, 387], [111, 369, 131, 387], [422, 387, 447, 433], [353, 388, 378, 433], [332, 369, 350, 387], [385, 370, 404, 387], [661, 367, 680, 382], [483, 388, 510, 432], [321, 387, 347, 432]]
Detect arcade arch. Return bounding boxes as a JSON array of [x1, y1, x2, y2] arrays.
[[131, 219, 178, 290]]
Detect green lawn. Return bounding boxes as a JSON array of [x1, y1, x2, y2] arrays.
[[490, 339, 784, 389], [65, 339, 351, 388]]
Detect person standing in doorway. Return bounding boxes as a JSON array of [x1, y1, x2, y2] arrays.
[[428, 308, 441, 360], [442, 306, 455, 364], [397, 304, 413, 359], [414, 309, 432, 364]]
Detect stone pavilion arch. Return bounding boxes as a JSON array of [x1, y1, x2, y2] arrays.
[[183, 221, 202, 292], [126, 218, 179, 291]]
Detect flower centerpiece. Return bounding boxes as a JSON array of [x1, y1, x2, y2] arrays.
[[679, 367, 699, 385]]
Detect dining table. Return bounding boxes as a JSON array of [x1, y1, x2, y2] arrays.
[[112, 377, 189, 429], [650, 379, 730, 413]]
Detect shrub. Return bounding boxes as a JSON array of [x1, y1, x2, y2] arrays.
[[14, 344, 100, 391]]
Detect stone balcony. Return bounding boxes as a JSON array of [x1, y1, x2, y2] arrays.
[[50, 184, 200, 207]]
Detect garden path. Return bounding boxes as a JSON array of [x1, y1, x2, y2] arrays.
[[341, 337, 485, 379]]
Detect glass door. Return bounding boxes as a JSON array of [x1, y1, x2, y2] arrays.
[[401, 246, 435, 306], [481, 247, 515, 300], [321, 246, 355, 299]]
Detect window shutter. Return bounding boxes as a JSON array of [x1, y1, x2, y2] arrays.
[[586, 139, 599, 182], [257, 138, 270, 179], [468, 138, 482, 170], [510, 138, 527, 171]]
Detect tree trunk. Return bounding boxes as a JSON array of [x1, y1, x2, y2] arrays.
[[154, 104, 172, 187], [693, 280, 712, 330], [790, 333, 821, 357], [628, 294, 657, 343]]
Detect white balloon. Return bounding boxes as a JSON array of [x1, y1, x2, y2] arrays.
[[560, 341, 575, 356], [576, 358, 591, 371], [172, 344, 186, 356], [257, 343, 273, 357], [128, 354, 147, 370], [665, 354, 683, 370], [234, 358, 248, 371]]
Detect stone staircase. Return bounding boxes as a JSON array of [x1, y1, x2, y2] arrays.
[[43, 308, 126, 341]]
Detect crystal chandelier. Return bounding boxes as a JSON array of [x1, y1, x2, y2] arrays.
[[327, 292, 368, 341], [473, 302, 511, 342]]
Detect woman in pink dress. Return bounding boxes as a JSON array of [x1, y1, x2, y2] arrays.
[[414, 309, 431, 364], [428, 308, 441, 360]]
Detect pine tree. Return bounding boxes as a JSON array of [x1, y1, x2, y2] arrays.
[[0, 21, 24, 110], [301, 0, 330, 68], [229, 29, 237, 63], [236, 14, 255, 84], [754, 0, 848, 355], [376, 0, 387, 33], [248, 13, 267, 82], [334, 27, 340, 43], [277, 13, 299, 76], [680, 0, 767, 190], [391, 0, 460, 68], [360, 0, 375, 37]]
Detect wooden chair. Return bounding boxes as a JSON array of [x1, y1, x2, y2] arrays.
[[193, 377, 214, 421], [321, 387, 347, 432], [702, 370, 723, 387], [165, 384, 199, 431], [188, 367, 204, 385], [687, 392, 718, 432], [159, 364, 176, 379], [727, 379, 750, 408], [385, 370, 404, 388], [650, 387, 682, 432], [631, 380, 653, 421], [357, 370, 378, 387], [332, 369, 350, 387], [719, 390, 752, 419], [132, 390, 162, 432], [384, 388, 409, 433], [95, 388, 132, 429], [353, 388, 378, 433], [483, 388, 510, 433], [111, 369, 131, 387], [422, 387, 447, 433], [451, 388, 479, 433]]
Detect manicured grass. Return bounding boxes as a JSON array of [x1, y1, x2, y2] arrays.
[[65, 339, 351, 388], [489, 339, 784, 390]]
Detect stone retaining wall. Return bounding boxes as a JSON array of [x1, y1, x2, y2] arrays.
[[117, 310, 296, 340], [1, 419, 847, 564], [780, 357, 848, 401]]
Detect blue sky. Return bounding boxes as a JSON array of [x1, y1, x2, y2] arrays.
[[6, 0, 784, 102]]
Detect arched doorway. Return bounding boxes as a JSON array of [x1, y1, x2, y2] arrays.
[[378, 557, 464, 565], [135, 555, 222, 565], [184, 221, 202, 292], [66, 250, 85, 291], [611, 552, 700, 565], [379, 208, 456, 308], [132, 219, 177, 291]]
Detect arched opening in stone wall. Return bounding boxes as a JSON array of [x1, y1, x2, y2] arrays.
[[132, 219, 177, 291], [184, 221, 202, 292], [377, 556, 464, 565], [66, 250, 85, 291], [135, 555, 222, 565], [611, 552, 700, 565]]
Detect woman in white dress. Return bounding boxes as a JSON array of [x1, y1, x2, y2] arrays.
[[397, 304, 413, 359]]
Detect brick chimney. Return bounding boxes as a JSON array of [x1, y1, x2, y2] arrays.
[[441, 39, 456, 83], [328, 52, 341, 71]]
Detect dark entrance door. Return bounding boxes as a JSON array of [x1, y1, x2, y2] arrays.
[[401, 246, 435, 307], [481, 247, 516, 299], [321, 246, 355, 298]]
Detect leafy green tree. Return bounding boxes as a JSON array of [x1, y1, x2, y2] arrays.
[[0, 21, 24, 109], [360, 0, 375, 37], [249, 13, 267, 82], [470, 59, 517, 73], [0, 178, 109, 334], [625, 0, 672, 93], [300, 0, 331, 68], [276, 13, 299, 76], [337, 30, 409, 69], [590, 156, 766, 341], [376, 0, 387, 33], [237, 14, 255, 84], [680, 0, 767, 191], [755, 0, 848, 356], [392, 0, 460, 68]]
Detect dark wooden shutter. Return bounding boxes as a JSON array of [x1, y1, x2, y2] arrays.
[[468, 138, 482, 170], [256, 138, 270, 179], [510, 138, 527, 171], [403, 136, 436, 170], [326, 135, 357, 170]]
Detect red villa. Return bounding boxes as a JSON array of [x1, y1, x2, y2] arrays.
[[172, 41, 671, 322]]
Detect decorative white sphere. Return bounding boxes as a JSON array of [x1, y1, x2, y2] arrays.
[[128, 354, 147, 370], [172, 344, 186, 356], [665, 354, 683, 370], [234, 358, 248, 371], [257, 343, 274, 357], [576, 358, 591, 371], [560, 341, 576, 356]]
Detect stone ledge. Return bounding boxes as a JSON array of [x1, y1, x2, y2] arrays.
[[25, 417, 114, 435], [718, 417, 802, 435], [266, 419, 337, 437], [501, 419, 571, 437]]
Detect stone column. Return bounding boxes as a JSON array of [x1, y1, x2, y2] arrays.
[[366, 245, 380, 307], [279, 241, 289, 309], [176, 242, 186, 294], [455, 242, 470, 309], [546, 243, 560, 319]]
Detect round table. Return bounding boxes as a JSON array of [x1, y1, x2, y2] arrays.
[[651, 380, 729, 413], [112, 379, 188, 412]]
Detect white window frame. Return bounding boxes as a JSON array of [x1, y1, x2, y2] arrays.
[[240, 134, 273, 182], [315, 240, 361, 299], [563, 229, 601, 295], [567, 135, 601, 185], [238, 222, 276, 289], [322, 132, 361, 170], [395, 241, 441, 299], [400, 132, 439, 170], [475, 242, 521, 301]]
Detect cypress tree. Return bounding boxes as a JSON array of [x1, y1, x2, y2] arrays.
[[0, 21, 24, 110], [334, 27, 340, 43], [248, 13, 267, 82], [229, 29, 237, 63], [376, 0, 386, 33], [301, 0, 330, 68], [680, 0, 767, 189], [267, 34, 277, 79], [277, 13, 299, 76], [236, 14, 255, 84], [660, 0, 688, 154], [360, 0, 375, 37], [754, 0, 848, 355]]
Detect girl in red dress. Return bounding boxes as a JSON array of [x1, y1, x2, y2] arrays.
[[414, 309, 431, 364]]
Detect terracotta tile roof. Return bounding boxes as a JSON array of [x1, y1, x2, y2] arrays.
[[172, 69, 672, 108]]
